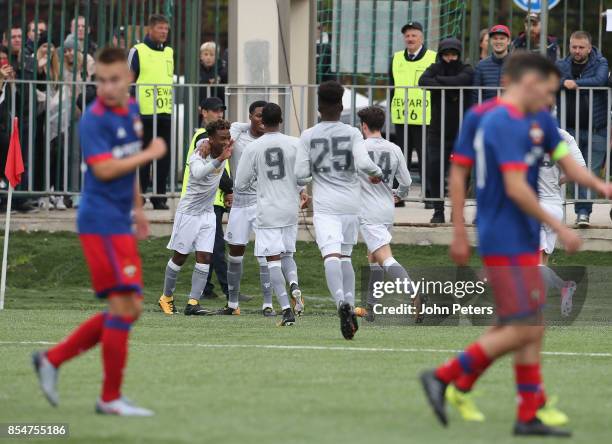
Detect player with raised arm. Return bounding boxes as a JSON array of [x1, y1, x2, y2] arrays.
[[220, 101, 282, 316], [32, 47, 166, 416], [295, 81, 382, 340], [422, 52, 612, 437], [350, 106, 414, 323], [160, 120, 233, 316], [234, 103, 309, 325], [538, 128, 584, 315]]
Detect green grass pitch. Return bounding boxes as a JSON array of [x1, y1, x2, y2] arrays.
[[1, 232, 611, 444]]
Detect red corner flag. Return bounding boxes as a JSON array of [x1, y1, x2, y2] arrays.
[[5, 117, 24, 189]]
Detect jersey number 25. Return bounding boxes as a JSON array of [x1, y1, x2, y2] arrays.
[[310, 137, 353, 173]]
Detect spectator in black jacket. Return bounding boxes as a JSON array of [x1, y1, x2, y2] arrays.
[[199, 41, 227, 105], [419, 38, 473, 223], [0, 46, 15, 207], [472, 24, 511, 103], [511, 12, 559, 62]]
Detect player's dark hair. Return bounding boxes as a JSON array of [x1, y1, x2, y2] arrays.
[[95, 46, 127, 65], [570, 30, 592, 44], [249, 100, 267, 115], [317, 80, 344, 118], [357, 106, 386, 131], [206, 119, 231, 137], [149, 14, 169, 27], [503, 52, 560, 82], [317, 80, 344, 106], [262, 103, 283, 126]]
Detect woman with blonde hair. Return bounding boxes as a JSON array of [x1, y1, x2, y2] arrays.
[[199, 41, 227, 103]]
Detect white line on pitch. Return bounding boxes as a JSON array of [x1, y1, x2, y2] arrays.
[[1, 341, 611, 358]]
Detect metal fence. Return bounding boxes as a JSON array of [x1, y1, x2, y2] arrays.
[[1, 80, 610, 208], [316, 0, 611, 85]]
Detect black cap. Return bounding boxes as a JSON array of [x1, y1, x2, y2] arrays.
[[200, 97, 226, 111], [401, 21, 423, 34], [438, 38, 462, 55]]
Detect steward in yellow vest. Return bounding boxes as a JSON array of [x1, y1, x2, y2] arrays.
[[129, 14, 174, 209], [388, 21, 436, 177]]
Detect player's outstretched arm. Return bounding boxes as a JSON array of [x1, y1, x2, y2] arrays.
[[557, 154, 612, 198], [91, 137, 167, 182], [502, 169, 582, 253], [448, 163, 471, 265], [191, 140, 233, 180]]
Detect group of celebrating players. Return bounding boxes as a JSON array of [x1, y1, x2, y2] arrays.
[[157, 78, 415, 335], [30, 45, 610, 439]]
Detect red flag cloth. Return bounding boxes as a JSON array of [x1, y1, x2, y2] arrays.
[[5, 117, 24, 189]]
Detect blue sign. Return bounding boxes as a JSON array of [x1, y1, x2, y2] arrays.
[[513, 0, 561, 13]]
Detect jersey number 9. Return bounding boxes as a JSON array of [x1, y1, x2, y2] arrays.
[[265, 147, 286, 180]]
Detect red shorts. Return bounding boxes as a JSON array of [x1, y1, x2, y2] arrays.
[[482, 252, 545, 323], [79, 233, 143, 298]]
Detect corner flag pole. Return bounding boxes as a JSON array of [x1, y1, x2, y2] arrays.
[[0, 183, 13, 310], [1, 116, 25, 311]]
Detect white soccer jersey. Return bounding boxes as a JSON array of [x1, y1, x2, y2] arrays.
[[538, 128, 585, 205], [176, 152, 226, 215], [234, 132, 302, 228], [359, 137, 412, 225], [296, 121, 382, 215], [229, 122, 258, 208]]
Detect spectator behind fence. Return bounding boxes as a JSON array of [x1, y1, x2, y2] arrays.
[[556, 30, 609, 228], [479, 28, 489, 60], [129, 14, 174, 210], [25, 20, 47, 57], [32, 33, 55, 195], [390, 21, 436, 179], [0, 45, 15, 206], [39, 34, 83, 210], [65, 32, 94, 80], [419, 38, 473, 223], [6, 26, 22, 62], [511, 12, 559, 62], [199, 41, 227, 104], [112, 26, 127, 49], [71, 15, 97, 57], [472, 24, 511, 103], [4, 25, 38, 213]]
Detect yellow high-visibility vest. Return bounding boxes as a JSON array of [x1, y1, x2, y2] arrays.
[[182, 128, 229, 208], [391, 49, 437, 125], [134, 43, 174, 115]]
